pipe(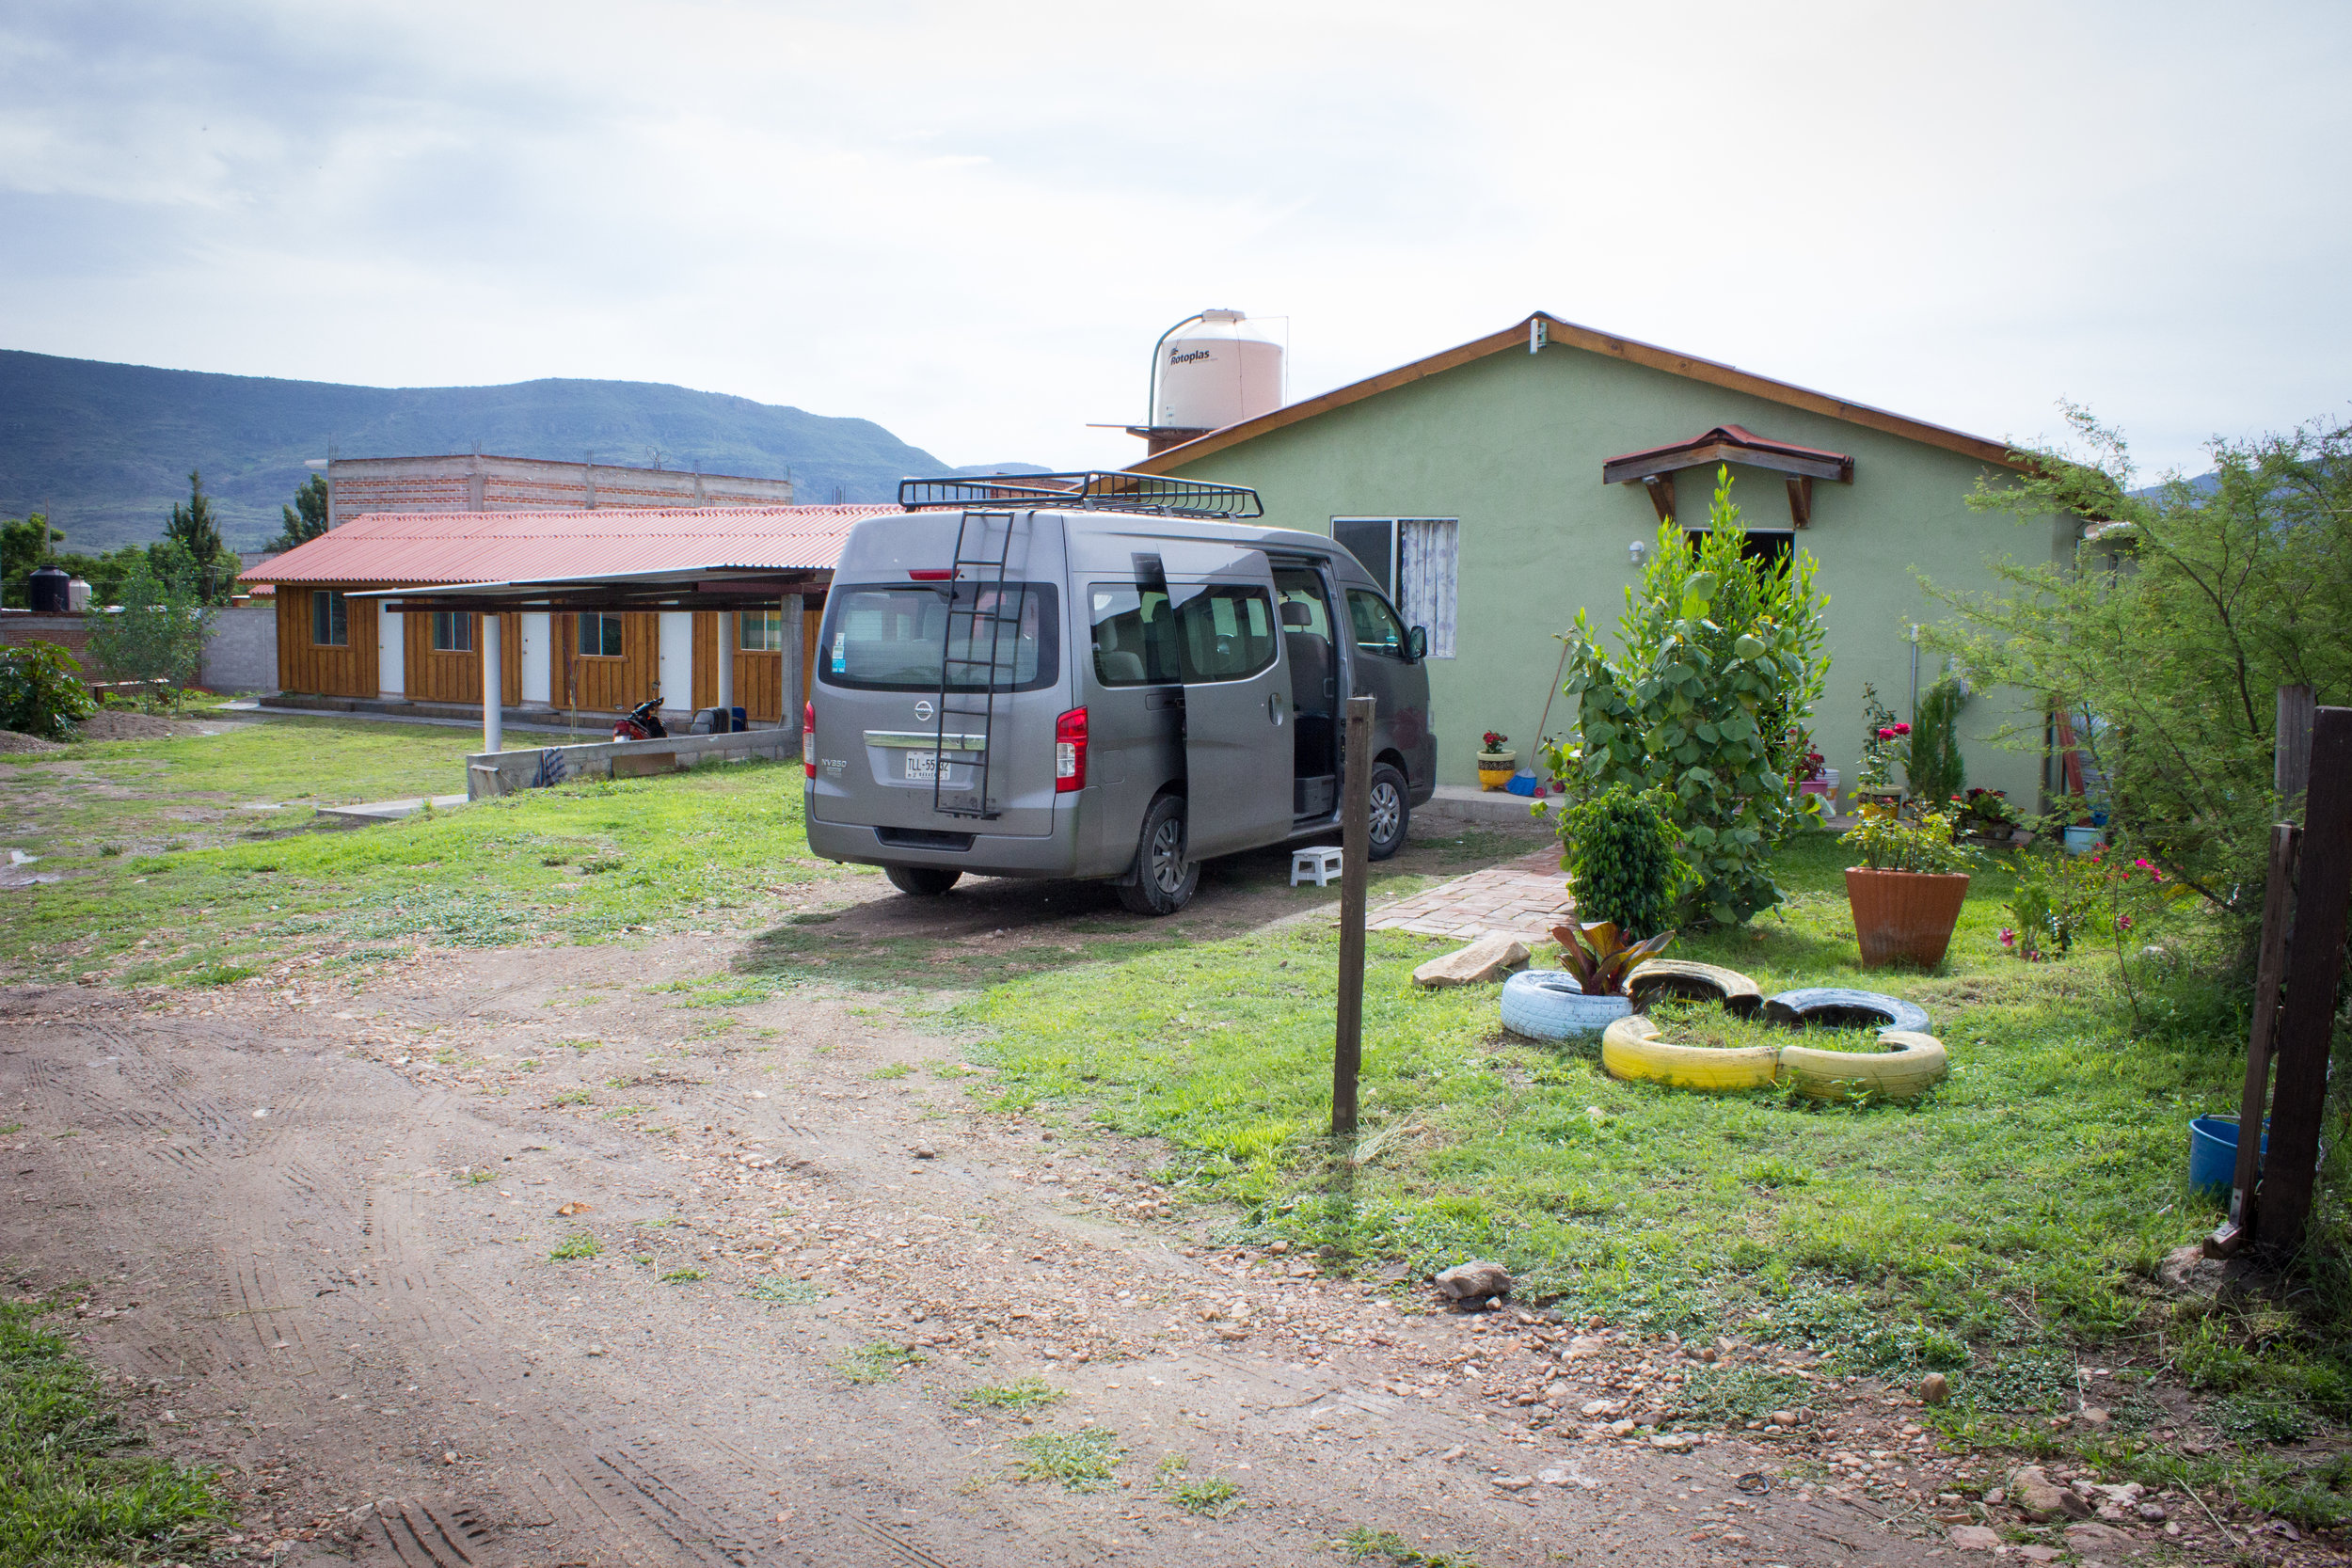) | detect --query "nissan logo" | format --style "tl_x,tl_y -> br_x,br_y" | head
914,700 -> 935,722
